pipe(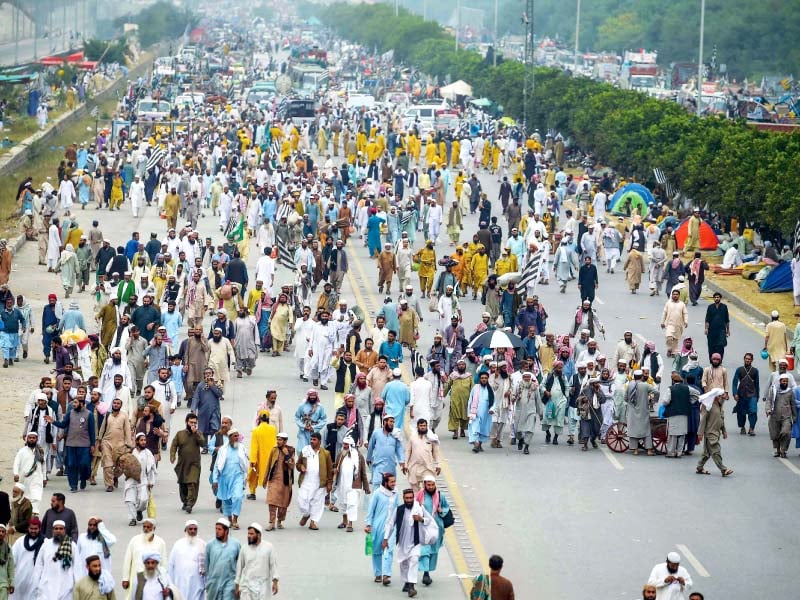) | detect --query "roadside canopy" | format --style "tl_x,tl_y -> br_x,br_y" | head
439,79 -> 472,100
